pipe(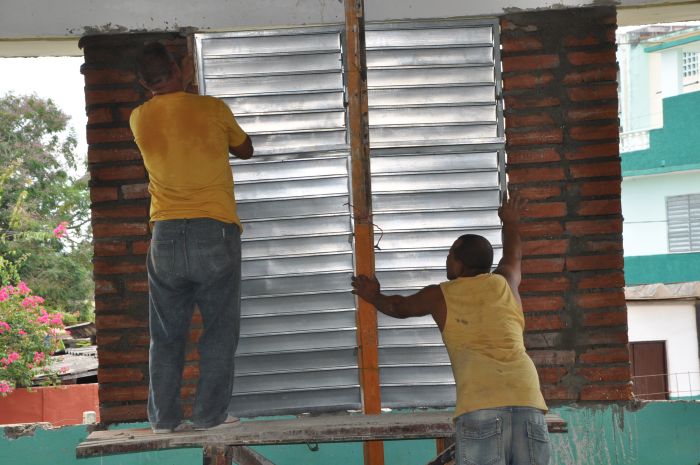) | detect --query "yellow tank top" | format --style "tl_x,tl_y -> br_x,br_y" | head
440,274 -> 547,417
130,92 -> 248,226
